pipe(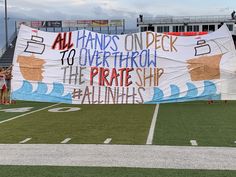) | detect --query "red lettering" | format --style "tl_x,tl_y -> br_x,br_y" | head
125,68 -> 134,86
110,68 -> 119,86
118,68 -> 126,87
103,68 -> 110,86
90,67 -> 98,85
90,67 -> 134,87
52,32 -> 74,50
52,33 -> 62,50
99,68 -> 104,86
